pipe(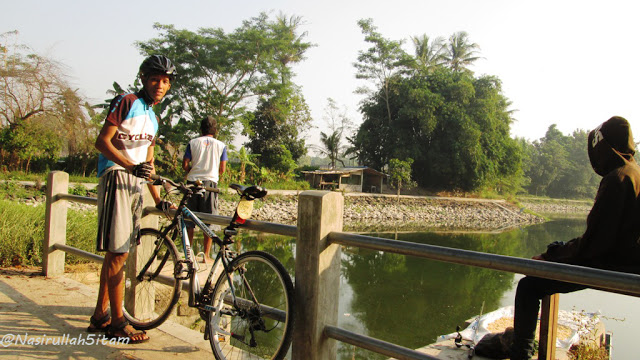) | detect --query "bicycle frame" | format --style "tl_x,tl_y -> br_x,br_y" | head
132,176 -> 294,358
177,206 -> 230,308
155,191 -> 246,312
